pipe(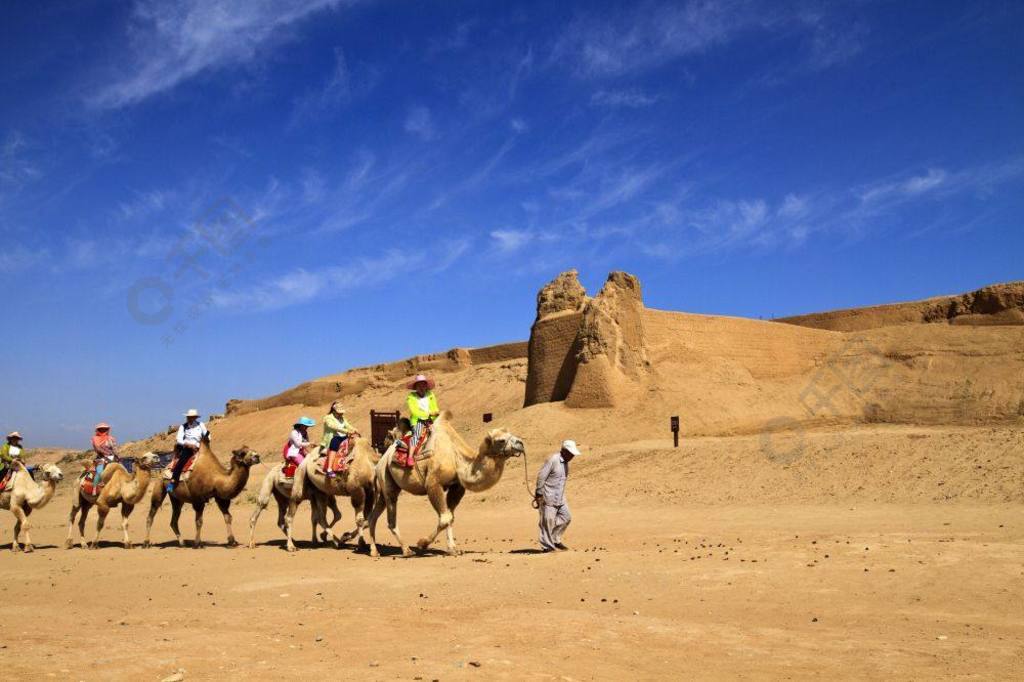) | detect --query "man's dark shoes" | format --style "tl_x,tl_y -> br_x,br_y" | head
555,543 -> 570,551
